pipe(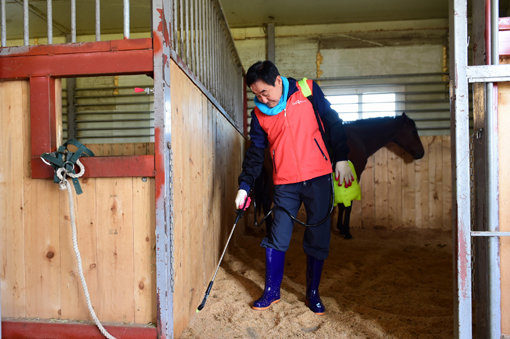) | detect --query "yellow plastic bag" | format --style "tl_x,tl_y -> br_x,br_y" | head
332,160 -> 361,207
